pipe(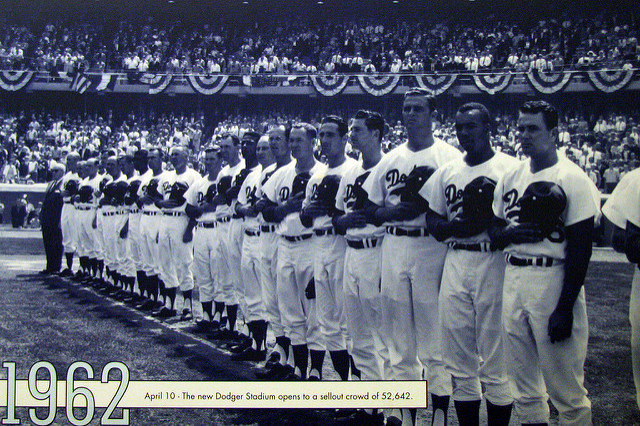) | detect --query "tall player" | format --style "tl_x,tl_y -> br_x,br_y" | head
490,101 -> 598,425
59,152 -> 80,277
300,116 -> 359,381
421,103 -> 516,425
362,88 -> 460,426
261,123 -> 327,380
